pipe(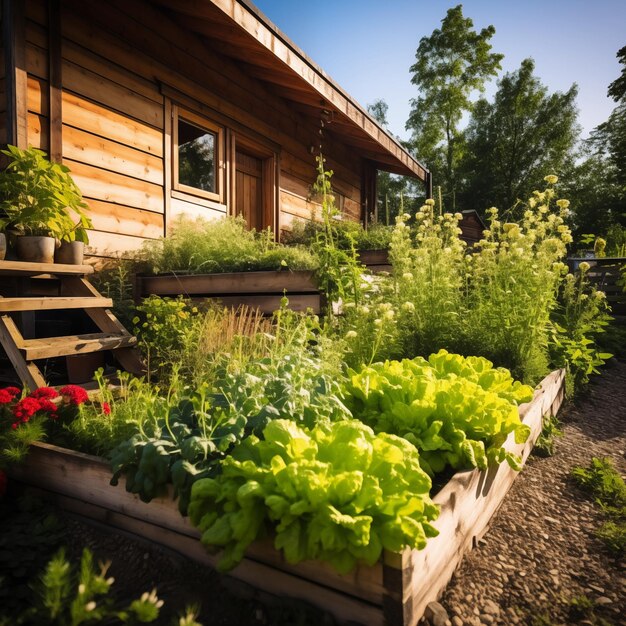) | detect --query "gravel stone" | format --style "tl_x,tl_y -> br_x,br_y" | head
438,361 -> 626,626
